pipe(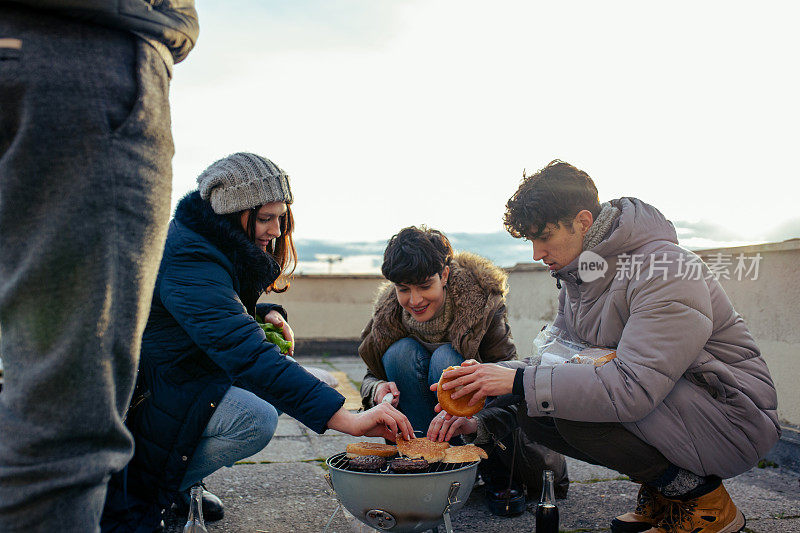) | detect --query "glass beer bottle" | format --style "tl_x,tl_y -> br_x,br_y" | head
183,484 -> 209,533
535,469 -> 559,533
